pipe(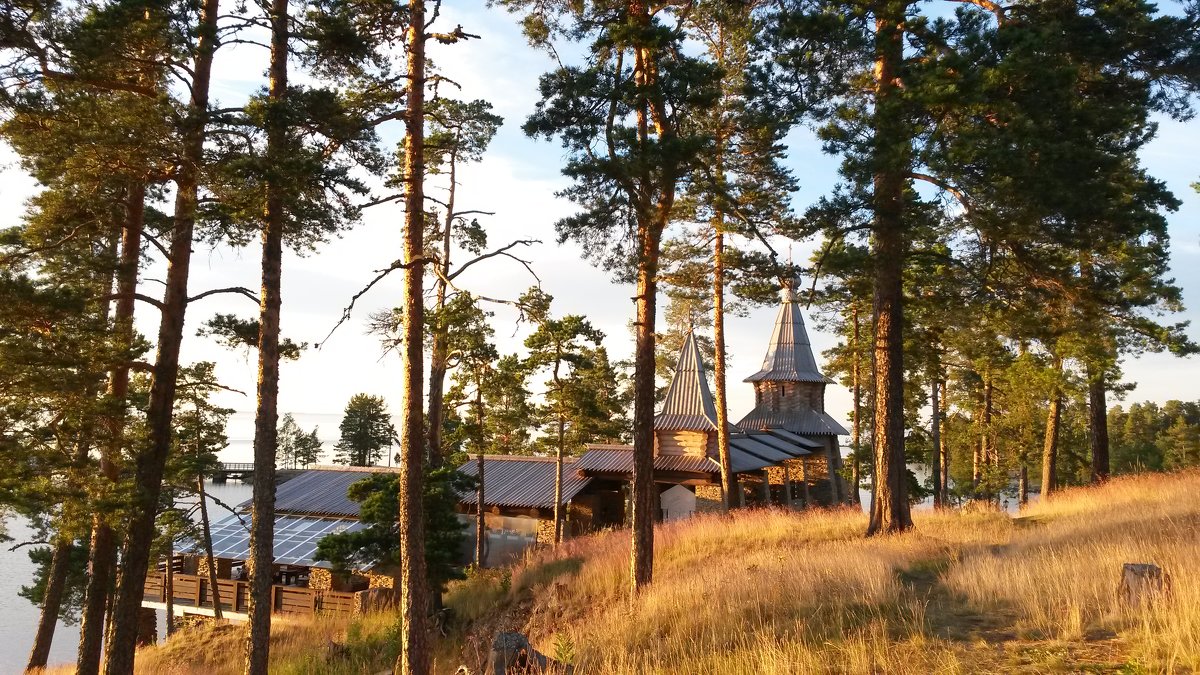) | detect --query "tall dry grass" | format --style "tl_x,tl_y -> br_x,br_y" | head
942,470 -> 1200,670
130,470 -> 1200,674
